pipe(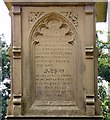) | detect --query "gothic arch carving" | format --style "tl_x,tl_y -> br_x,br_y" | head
29,12 -> 79,106
29,12 -> 78,40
